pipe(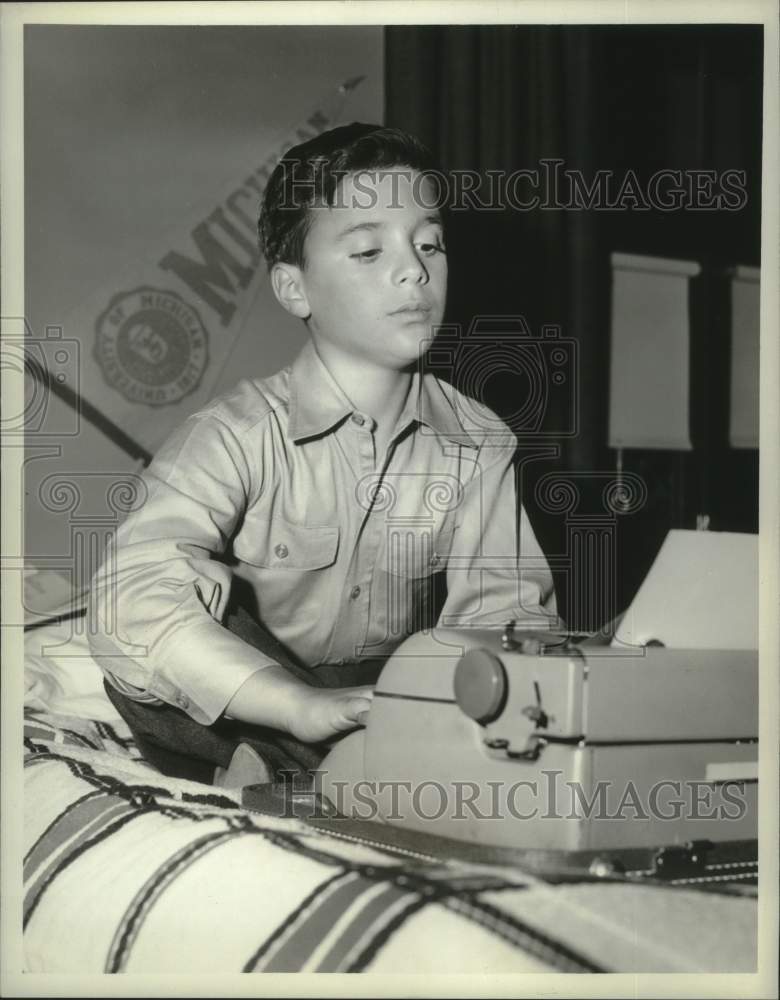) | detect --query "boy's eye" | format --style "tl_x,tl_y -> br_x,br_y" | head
418,240 -> 446,256
347,239 -> 446,262
349,248 -> 382,261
